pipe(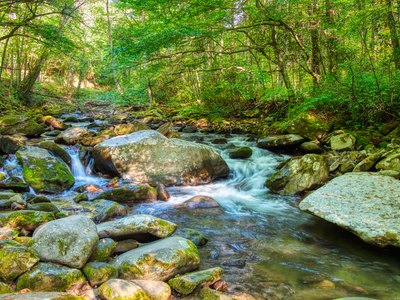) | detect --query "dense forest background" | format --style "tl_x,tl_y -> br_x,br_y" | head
0,0 -> 399,127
